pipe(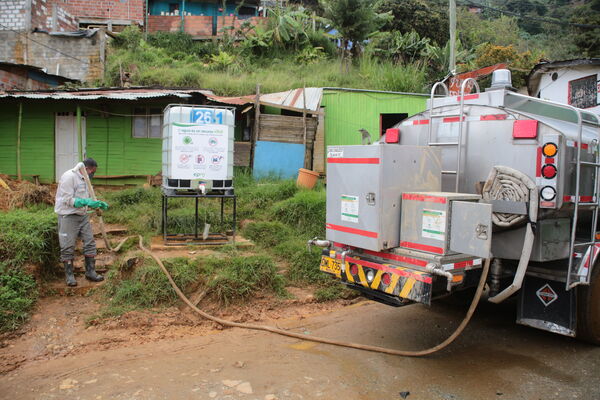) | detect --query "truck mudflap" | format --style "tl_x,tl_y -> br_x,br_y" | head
320,250 -> 433,305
